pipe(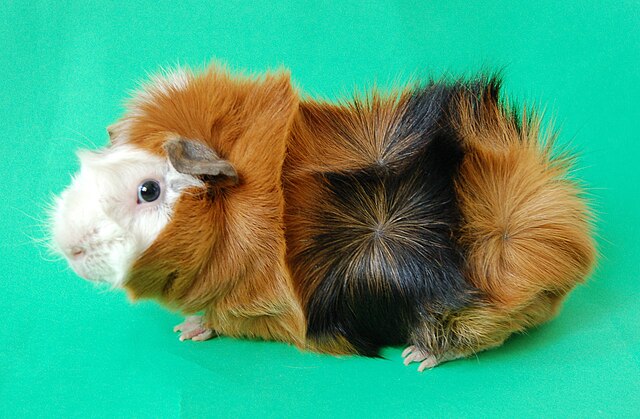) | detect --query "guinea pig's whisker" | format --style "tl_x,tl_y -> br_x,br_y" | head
45,241 -> 63,257
61,126 -> 101,150
24,236 -> 63,262
14,206 -> 63,262
11,206 -> 47,225
41,254 -> 65,264
28,236 -> 50,244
